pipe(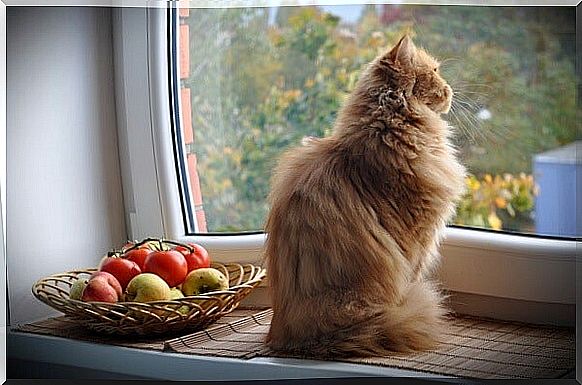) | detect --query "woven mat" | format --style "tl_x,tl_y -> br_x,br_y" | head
163,309 -> 576,379
13,308 -> 267,351
15,308 -> 575,379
